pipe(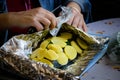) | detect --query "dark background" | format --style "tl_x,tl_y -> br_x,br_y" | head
90,0 -> 120,22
